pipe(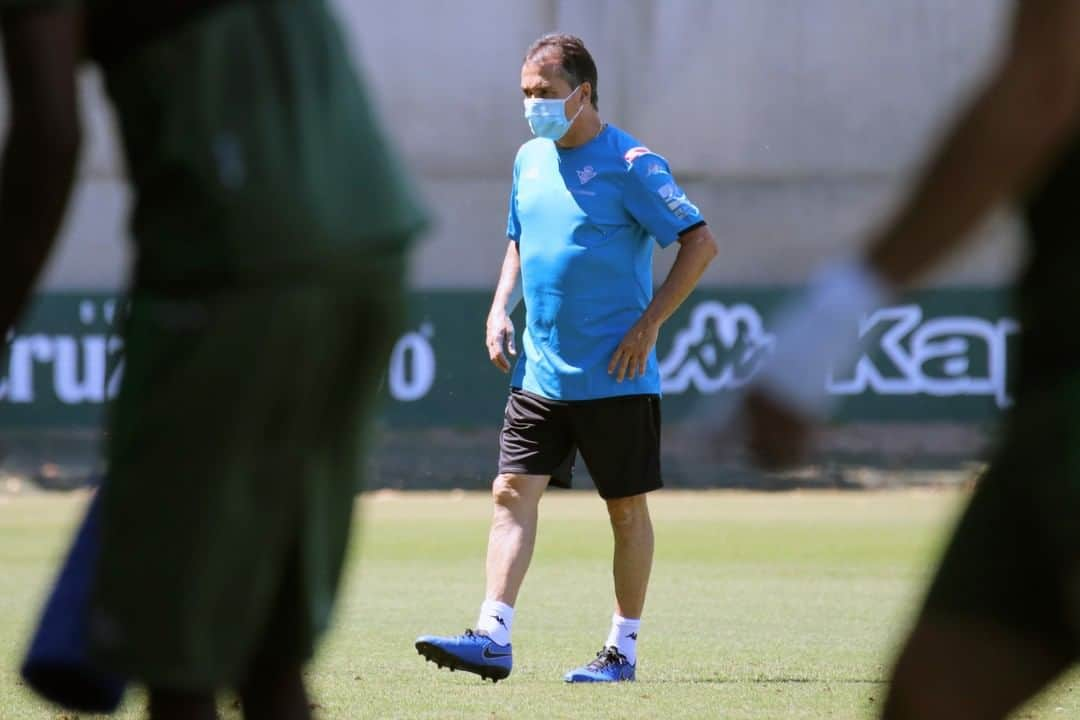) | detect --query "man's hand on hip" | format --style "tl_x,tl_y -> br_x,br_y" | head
486,311 -> 517,373
608,320 -> 660,383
